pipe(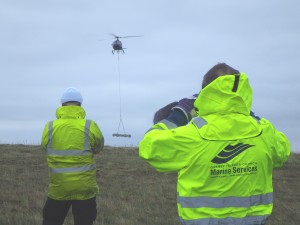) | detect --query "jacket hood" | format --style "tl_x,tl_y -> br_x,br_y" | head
194,73 -> 252,116
56,106 -> 86,119
193,73 -> 260,140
